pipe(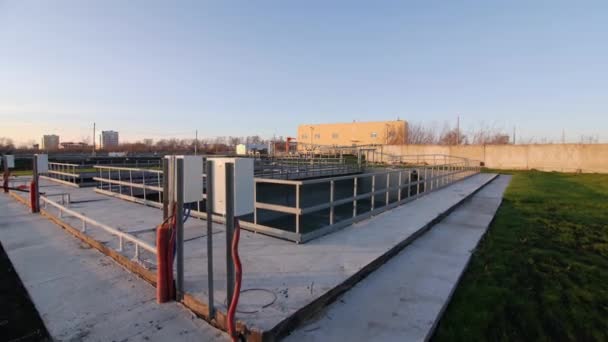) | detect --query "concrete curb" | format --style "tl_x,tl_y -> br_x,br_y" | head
424,175 -> 506,341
